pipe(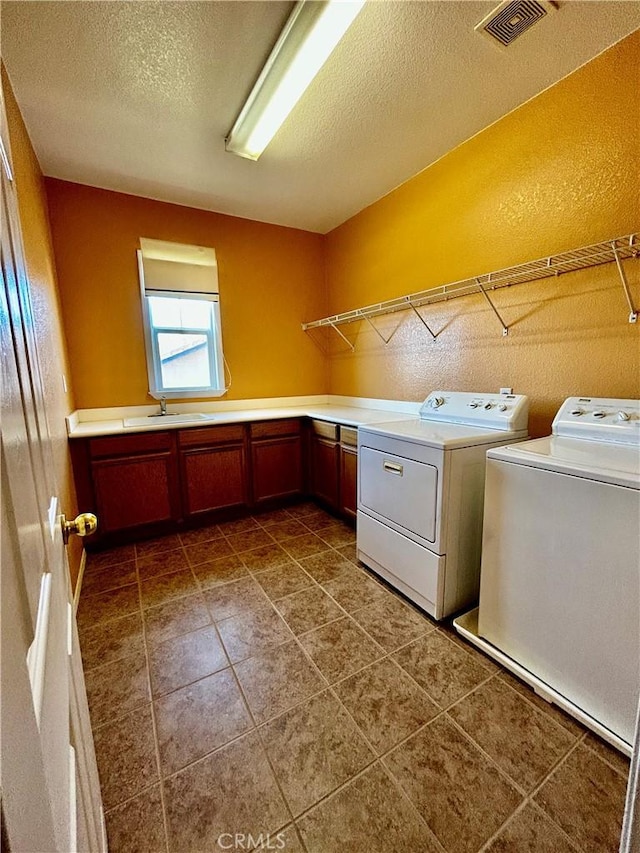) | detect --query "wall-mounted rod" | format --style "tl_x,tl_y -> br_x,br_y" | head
410,304 -> 438,341
476,279 -> 508,336
364,315 -> 394,345
611,241 -> 638,323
